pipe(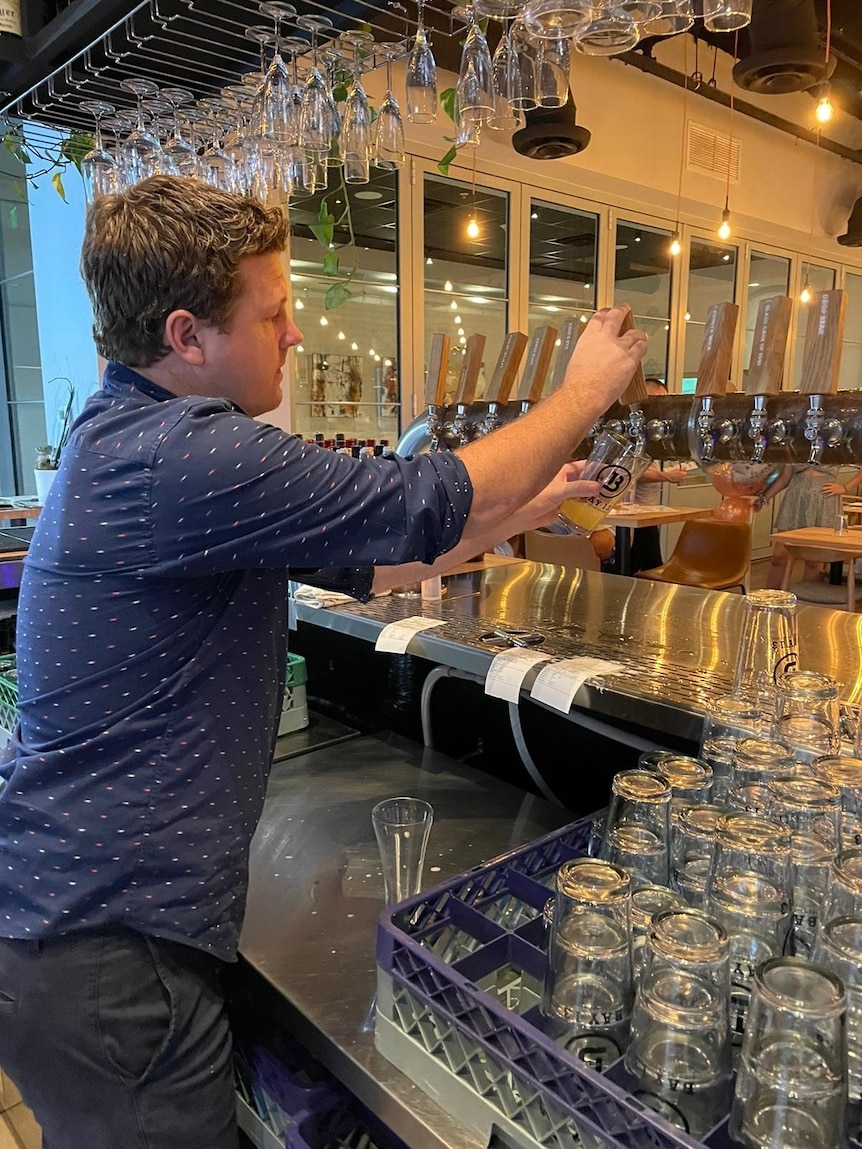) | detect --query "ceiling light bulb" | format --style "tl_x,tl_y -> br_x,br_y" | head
449,301 -> 457,311
351,342 -> 358,351
454,315 -> 462,325
320,316 -> 328,326
338,331 -> 345,340
684,312 -> 692,322
466,217 -> 480,240
717,208 -> 732,242
669,232 -> 682,257
369,348 -> 375,357
722,253 -> 731,262
815,89 -> 834,125
800,282 -> 813,304
555,338 -> 561,347
444,280 -> 453,292
294,299 -> 304,310
458,328 -> 465,336
426,256 -> 433,265
296,344 -> 304,352
579,315 -> 588,324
